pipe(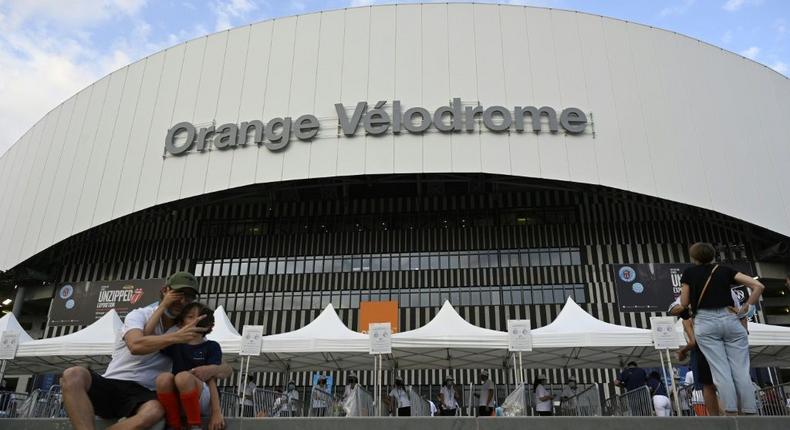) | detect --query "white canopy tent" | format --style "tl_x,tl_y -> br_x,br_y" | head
207,306 -> 241,354
11,310 -> 123,373
0,312 -> 34,344
391,301 -> 510,369
526,297 -> 660,368
253,304 -> 372,372
673,318 -> 790,367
